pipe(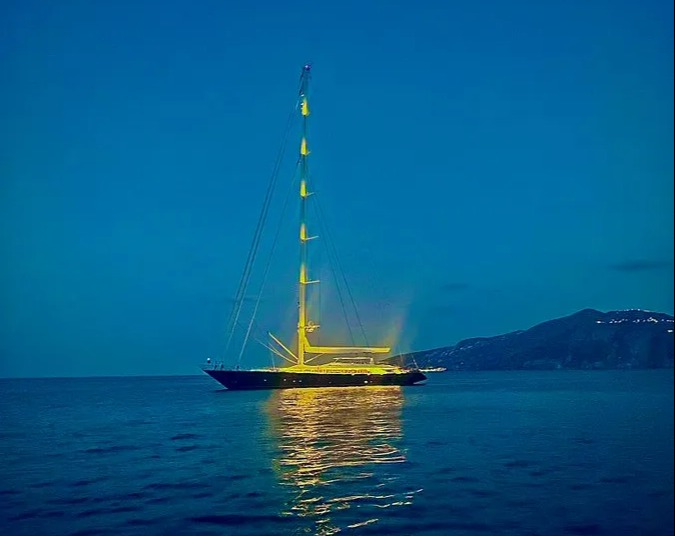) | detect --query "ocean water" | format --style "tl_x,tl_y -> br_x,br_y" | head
0,371 -> 672,536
